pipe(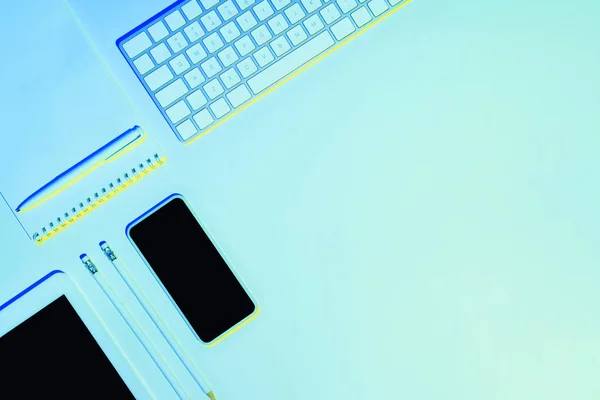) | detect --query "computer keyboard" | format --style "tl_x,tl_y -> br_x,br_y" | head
118,0 -> 408,142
